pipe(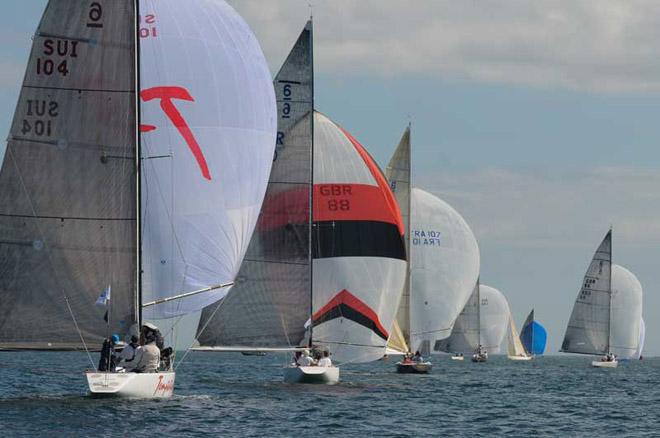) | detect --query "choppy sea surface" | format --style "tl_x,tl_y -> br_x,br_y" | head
0,352 -> 658,437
